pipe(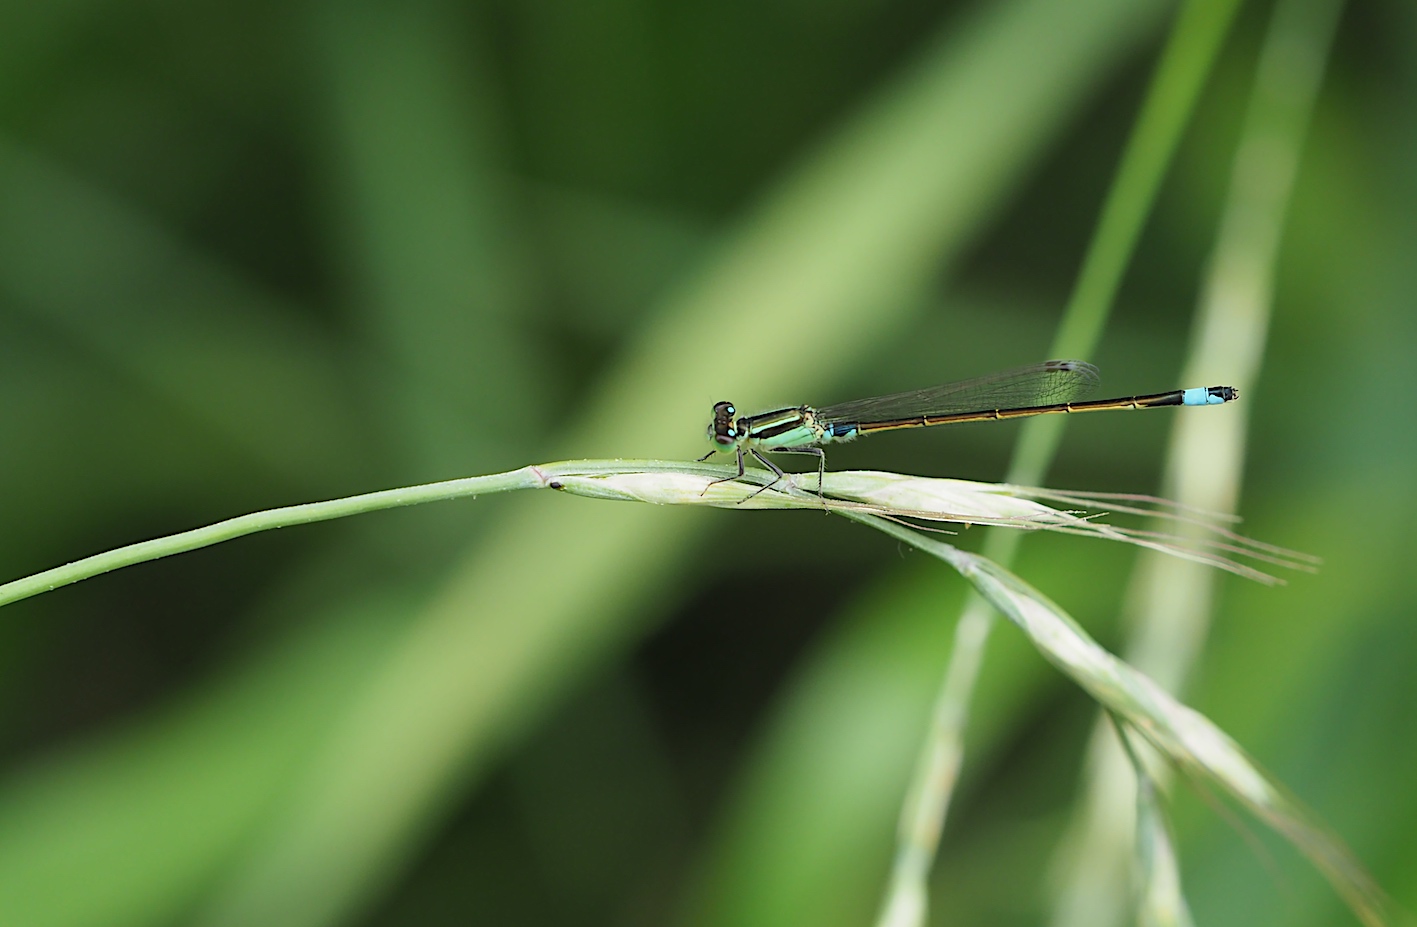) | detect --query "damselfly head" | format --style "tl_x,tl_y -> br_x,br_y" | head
708,401 -> 739,449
